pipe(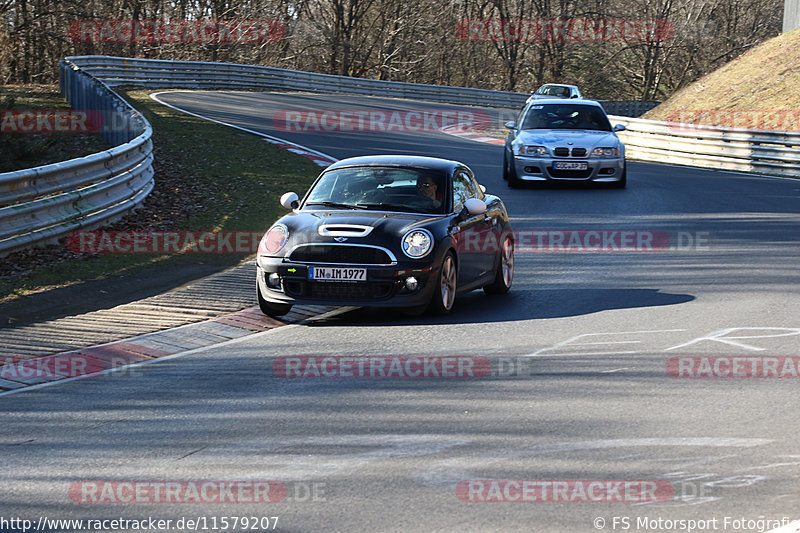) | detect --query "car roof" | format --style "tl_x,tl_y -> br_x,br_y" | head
325,155 -> 463,174
526,99 -> 603,108
539,83 -> 578,89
